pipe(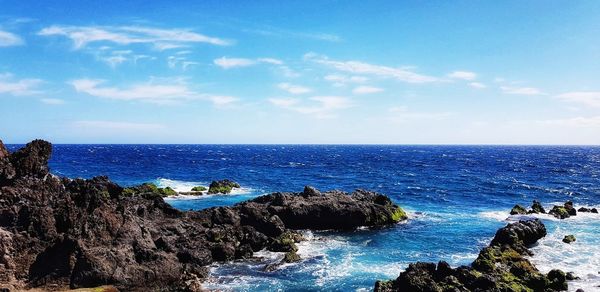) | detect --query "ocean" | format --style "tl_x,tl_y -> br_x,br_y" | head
7,144 -> 600,291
